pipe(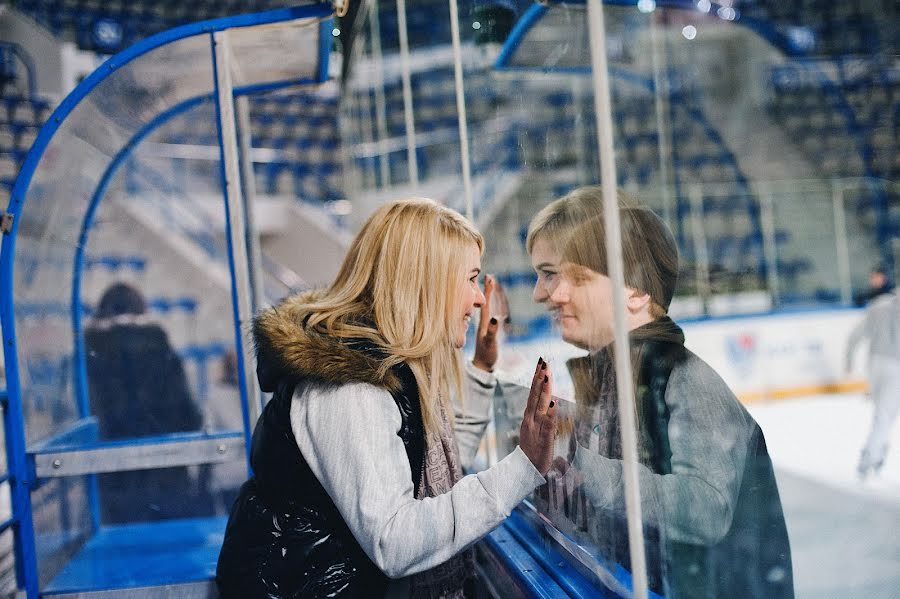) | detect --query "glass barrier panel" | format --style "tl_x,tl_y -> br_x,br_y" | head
227,17 -> 325,90
9,30 -> 244,583
341,1 -> 899,596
